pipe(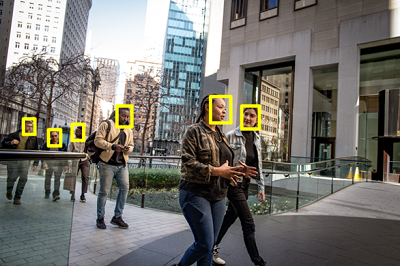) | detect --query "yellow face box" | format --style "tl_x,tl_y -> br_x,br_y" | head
21,117 -> 37,136
240,104 -> 261,131
209,95 -> 233,125
115,104 -> 134,129
70,122 -> 86,142
47,128 -> 63,148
